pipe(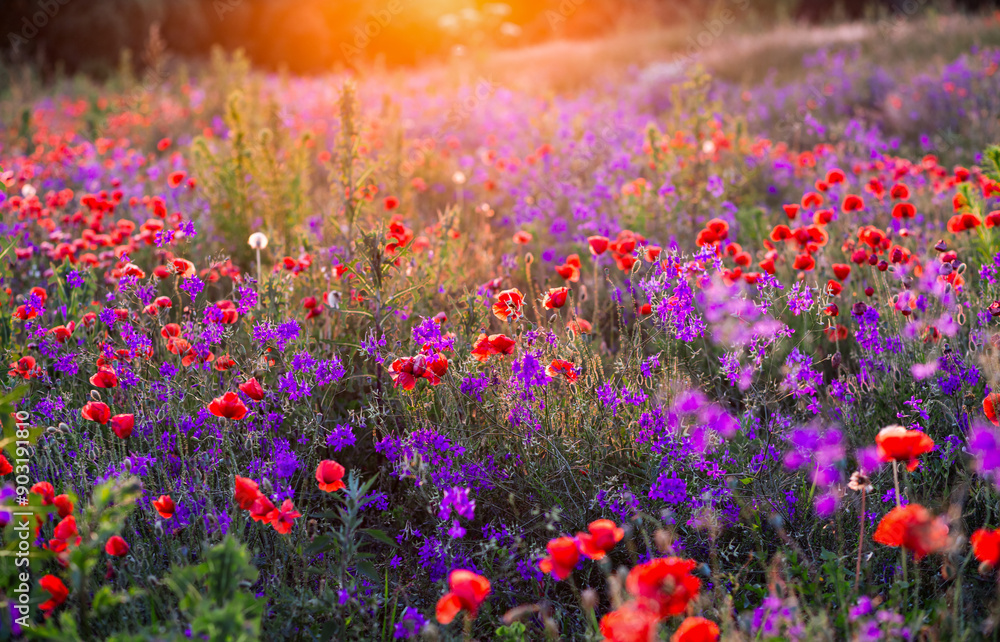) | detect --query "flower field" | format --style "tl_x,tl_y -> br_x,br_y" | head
7,17 -> 1000,642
